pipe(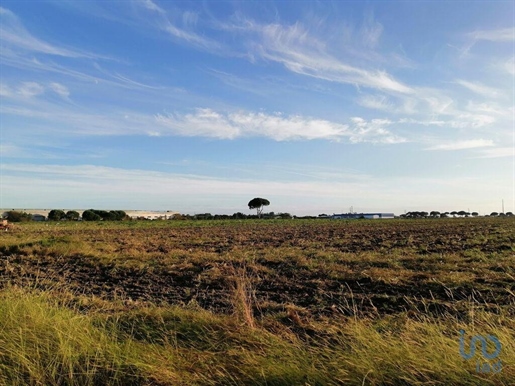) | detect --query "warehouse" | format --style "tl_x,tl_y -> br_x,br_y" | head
331,213 -> 395,219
